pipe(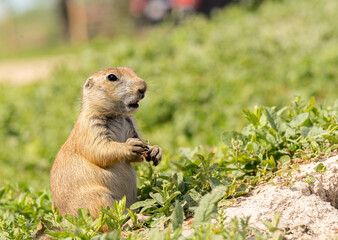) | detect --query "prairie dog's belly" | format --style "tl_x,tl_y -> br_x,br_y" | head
51,155 -> 138,213
103,162 -> 137,207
